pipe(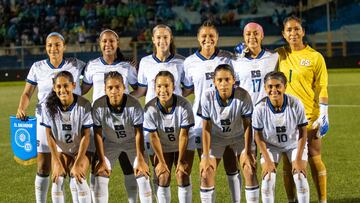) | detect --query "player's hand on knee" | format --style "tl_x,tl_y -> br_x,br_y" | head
71,164 -> 87,184
155,162 -> 170,178
312,104 -> 329,138
52,161 -> 66,183
134,159 -> 150,178
262,161 -> 276,180
292,159 -> 307,178
241,152 -> 256,170
200,156 -> 215,178
95,160 -> 111,177
176,161 -> 189,176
